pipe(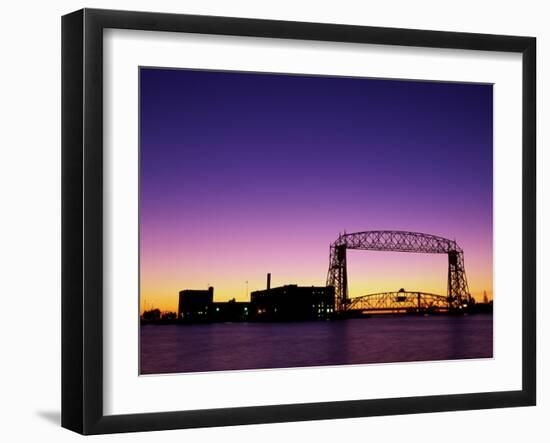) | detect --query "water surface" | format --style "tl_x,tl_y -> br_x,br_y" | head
140,314 -> 492,374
